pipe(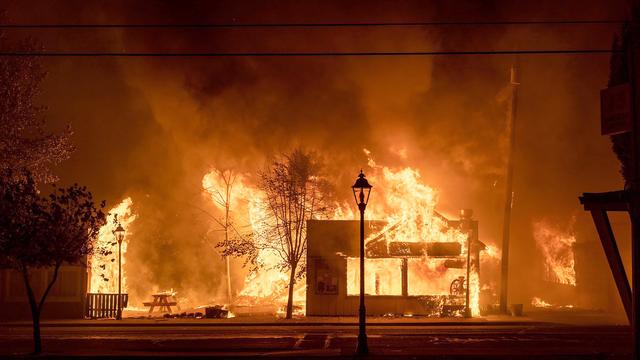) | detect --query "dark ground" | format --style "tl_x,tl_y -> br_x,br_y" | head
0,312 -> 632,359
